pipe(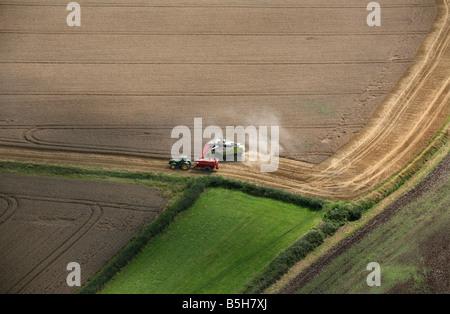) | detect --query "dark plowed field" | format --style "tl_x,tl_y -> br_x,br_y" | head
0,173 -> 166,293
